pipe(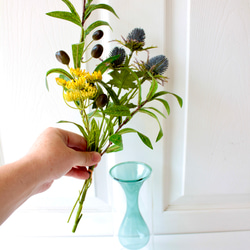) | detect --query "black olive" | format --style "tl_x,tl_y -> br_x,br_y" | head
92,30 -> 104,40
55,50 -> 70,65
91,44 -> 103,58
96,94 -> 108,108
